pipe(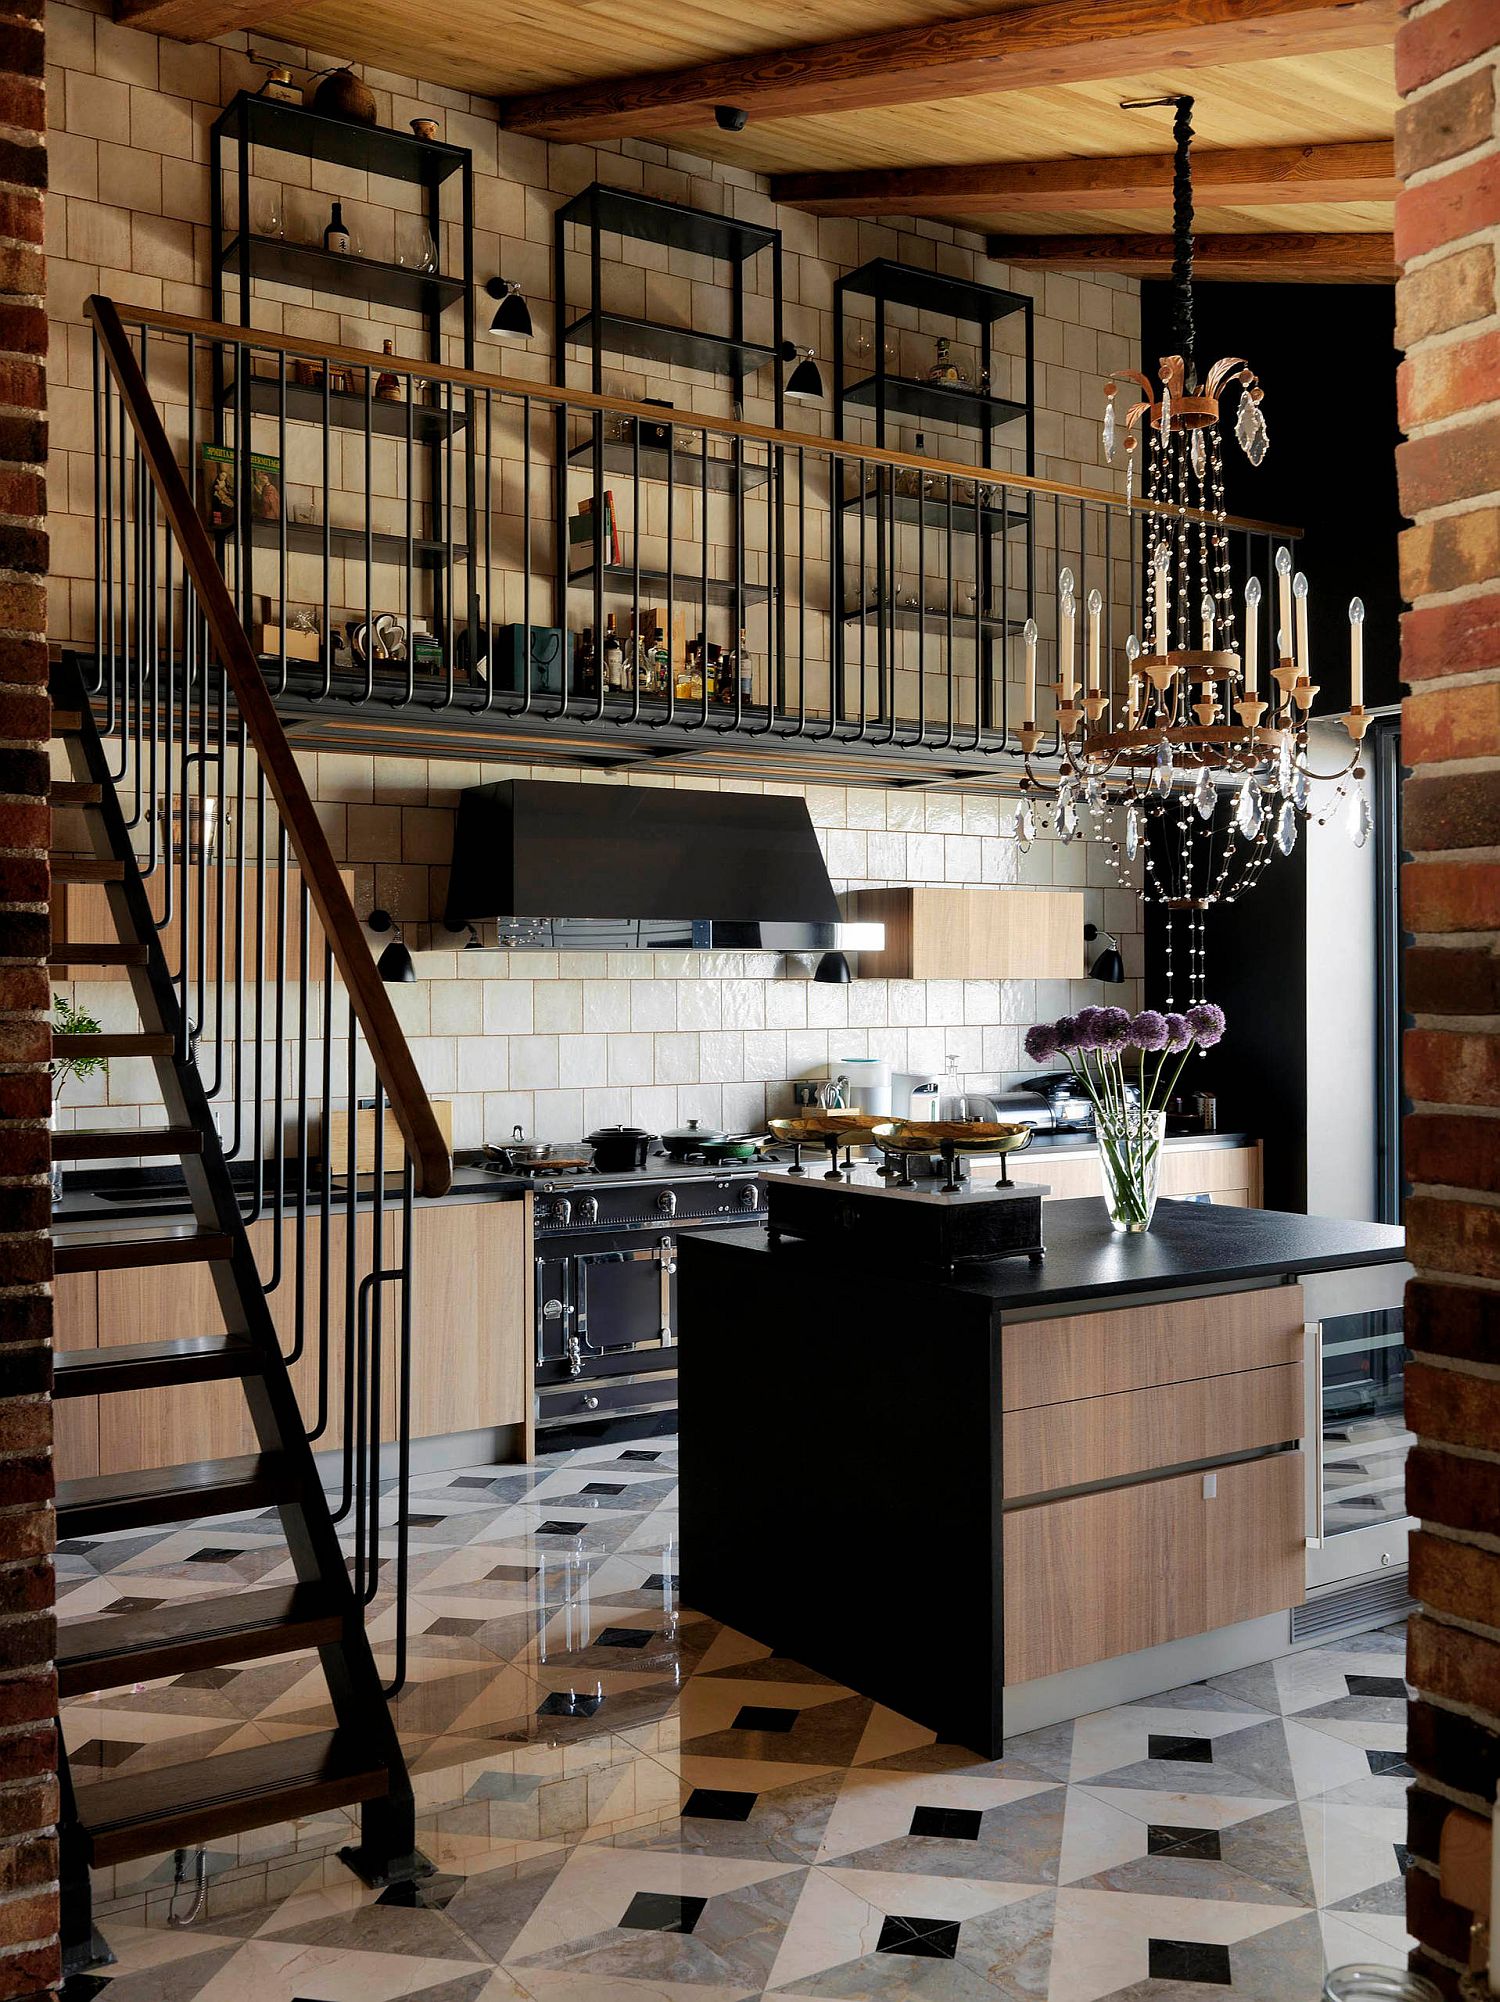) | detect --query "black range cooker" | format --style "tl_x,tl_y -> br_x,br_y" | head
481,1151 -> 763,1442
